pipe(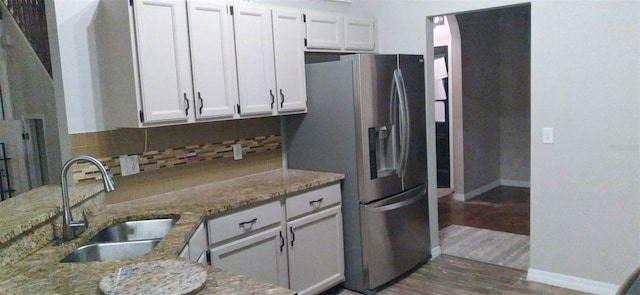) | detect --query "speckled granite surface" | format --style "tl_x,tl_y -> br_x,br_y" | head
0,183 -> 105,266
1,168 -> 343,294
0,183 -> 104,244
99,260 -> 208,294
